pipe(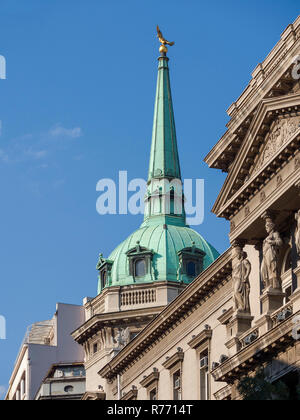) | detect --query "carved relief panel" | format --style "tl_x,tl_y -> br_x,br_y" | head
251,116 -> 300,176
